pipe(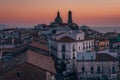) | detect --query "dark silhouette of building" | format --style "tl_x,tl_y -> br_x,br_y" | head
54,11 -> 63,24
68,10 -> 73,25
50,10 -> 79,30
0,50 -> 56,80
